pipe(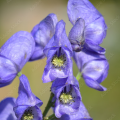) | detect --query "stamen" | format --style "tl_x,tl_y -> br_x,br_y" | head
21,109 -> 33,120
52,55 -> 66,68
60,93 -> 74,104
